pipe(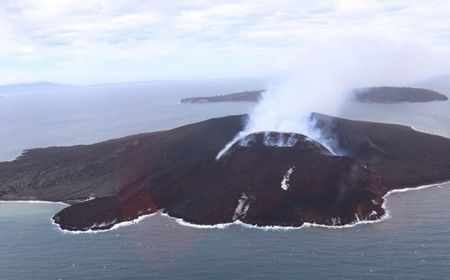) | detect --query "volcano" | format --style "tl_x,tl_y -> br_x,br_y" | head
1,114 -> 450,231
